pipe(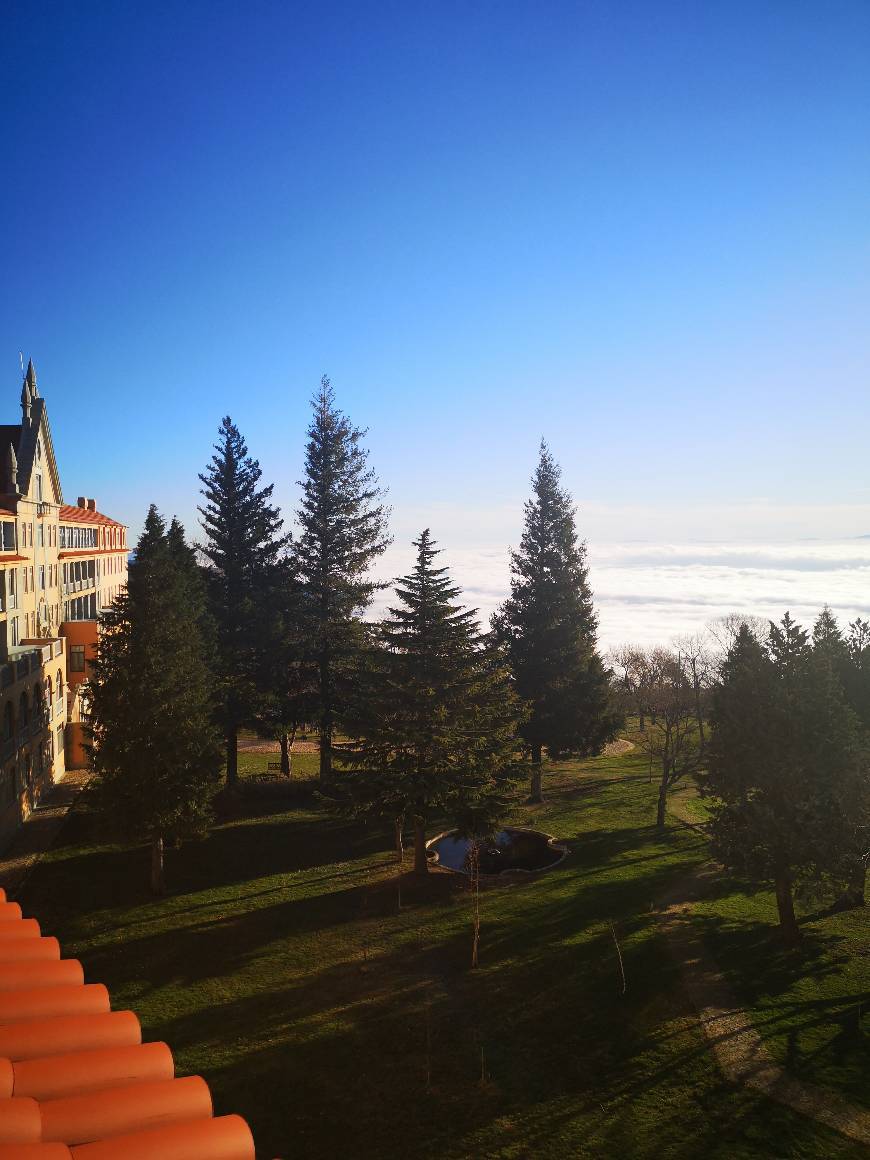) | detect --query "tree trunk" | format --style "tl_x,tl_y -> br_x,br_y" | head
413,816 -> 428,875
225,729 -> 237,787
279,729 -> 294,778
774,871 -> 801,945
656,758 -> 668,828
529,744 -> 543,804
150,834 -> 165,895
839,859 -> 866,909
394,815 -> 405,864
638,711 -> 645,731
319,712 -> 332,783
